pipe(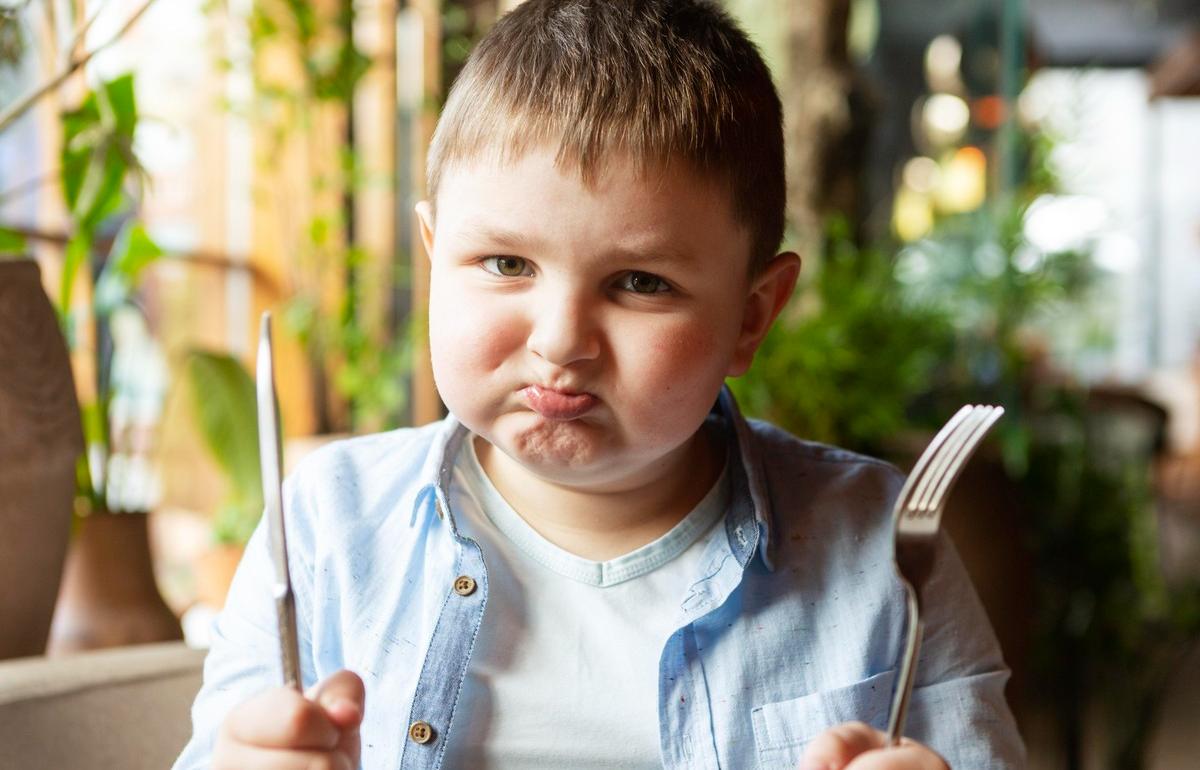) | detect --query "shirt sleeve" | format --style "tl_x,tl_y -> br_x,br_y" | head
171,488 -> 318,770
904,530 -> 1027,768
